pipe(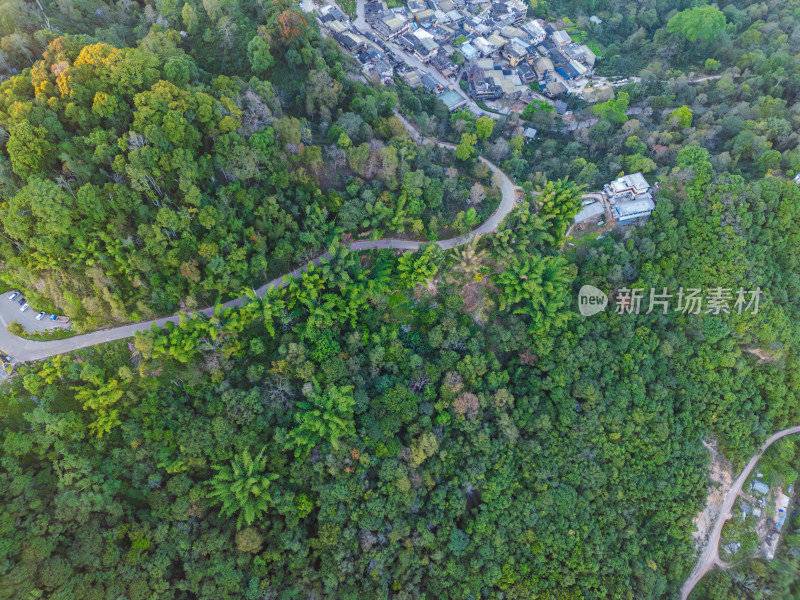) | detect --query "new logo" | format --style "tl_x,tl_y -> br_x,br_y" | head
578,285 -> 608,316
